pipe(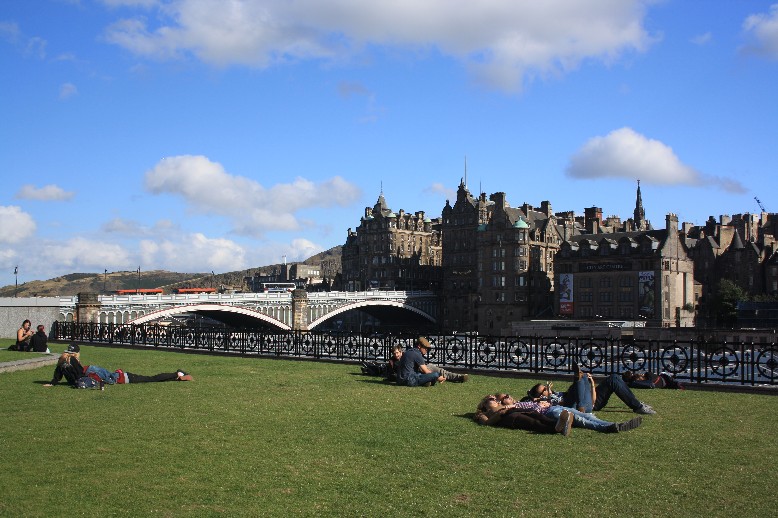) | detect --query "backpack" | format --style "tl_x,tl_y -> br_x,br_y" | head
75,376 -> 104,390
